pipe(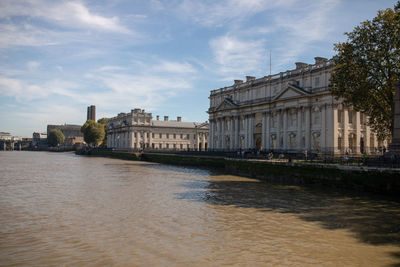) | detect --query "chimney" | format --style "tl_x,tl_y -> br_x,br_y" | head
314,57 -> 328,64
246,76 -> 255,82
156,115 -> 159,120
234,79 -> 243,85
164,116 -> 168,121
177,116 -> 181,122
295,62 -> 308,69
